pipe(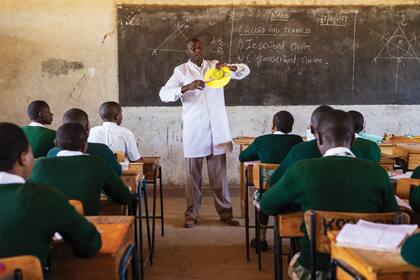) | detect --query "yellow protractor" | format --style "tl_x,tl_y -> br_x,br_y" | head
204,66 -> 232,88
